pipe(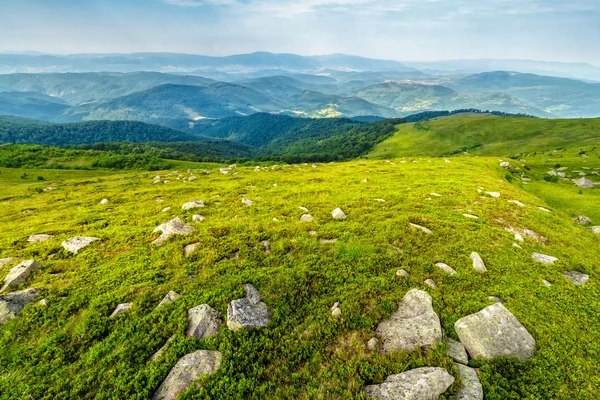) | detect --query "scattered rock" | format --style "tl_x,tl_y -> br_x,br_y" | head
446,337 -> 468,365
435,262 -> 456,276
470,252 -> 487,272
219,168 -> 230,175
0,288 -> 40,324
298,206 -> 309,212
152,218 -> 195,246
396,269 -> 410,278
100,199 -> 109,205
455,302 -> 536,361
300,214 -> 314,223
227,284 -> 272,331
376,289 -> 442,353
182,200 -> 204,210
409,223 -> 432,235
242,198 -> 253,206
157,291 -> 180,308
500,162 -> 510,169
1,260 -> 42,291
27,234 -> 53,243
363,367 -> 454,400
331,208 -> 347,220
573,177 -> 594,188
192,215 -> 205,223
151,350 -> 222,400
187,304 -> 223,339
463,214 -> 479,219
424,279 -> 438,289
562,271 -> 589,286
508,200 -> 526,207
330,302 -> 342,318
542,279 -> 552,287
486,191 -> 501,198
574,216 -> 592,225
110,303 -> 132,317
532,252 -> 558,264
366,337 -> 379,351
455,364 -> 484,400
184,242 -> 200,257
62,236 -> 100,253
